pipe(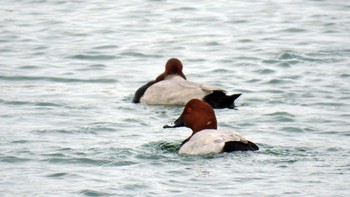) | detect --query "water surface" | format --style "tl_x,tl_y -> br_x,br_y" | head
1,0 -> 349,196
